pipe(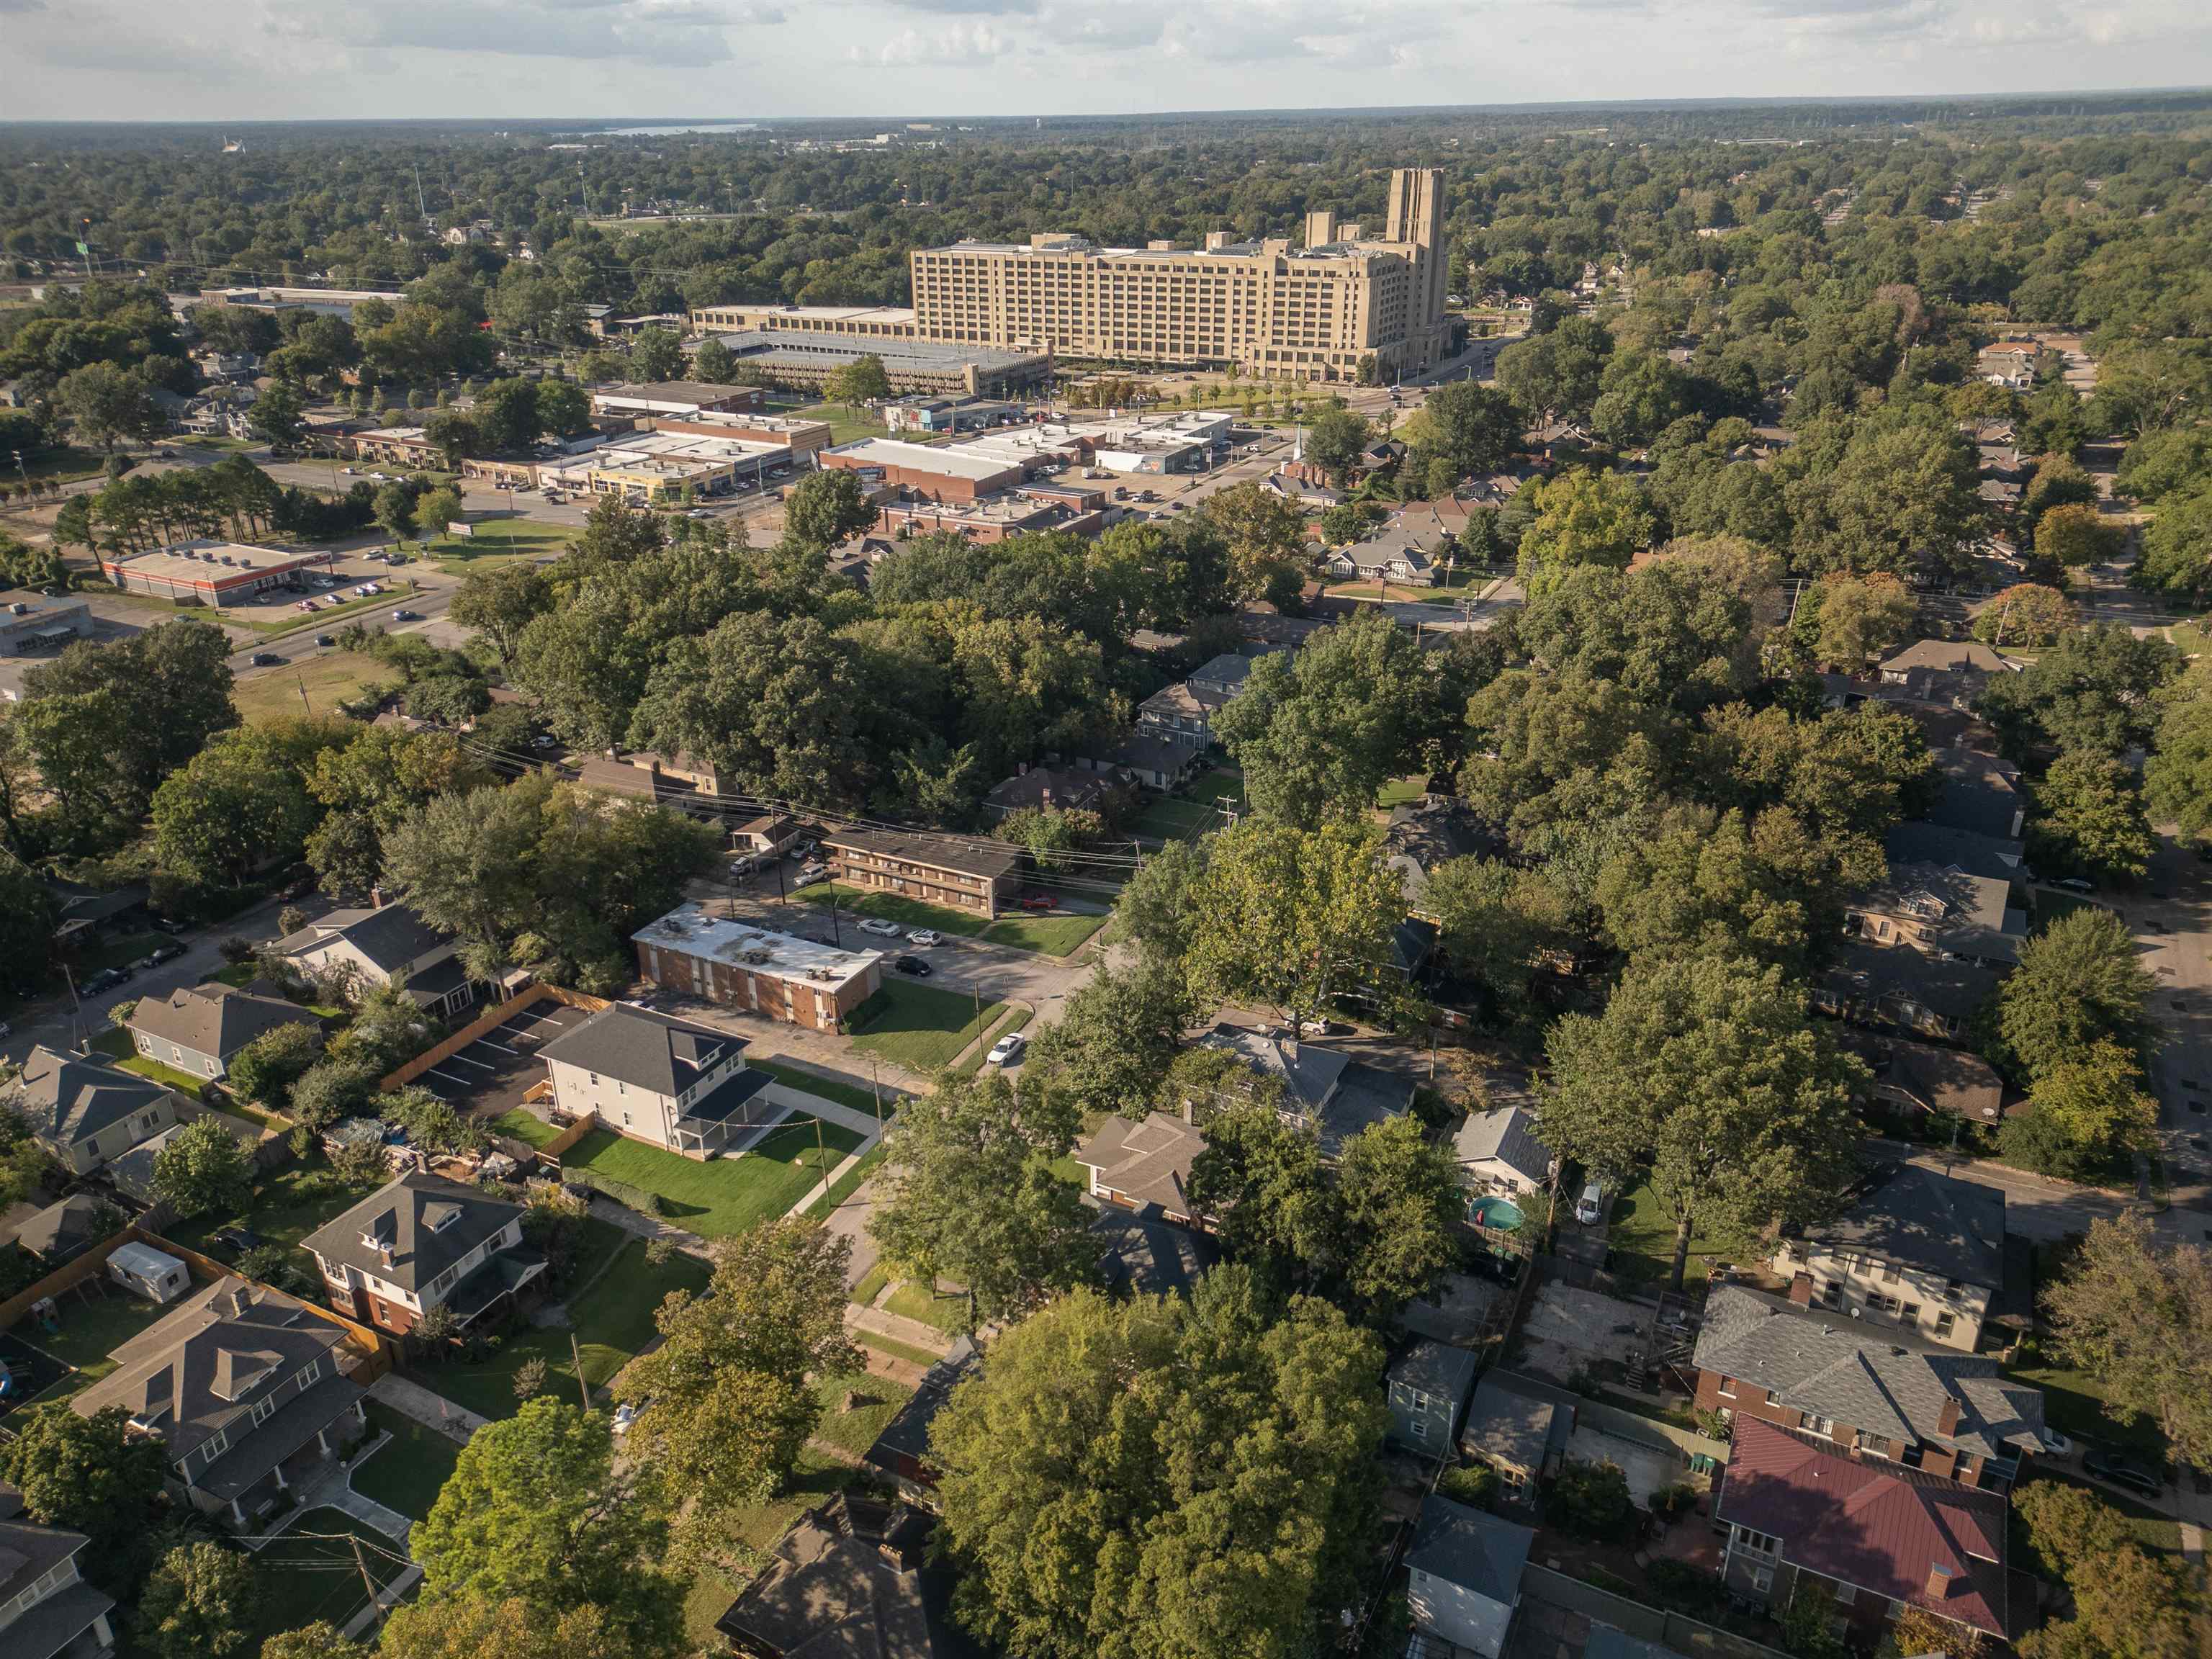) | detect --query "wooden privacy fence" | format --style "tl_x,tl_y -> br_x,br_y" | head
379,981 -> 609,1092
1520,1565 -> 1795,1659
